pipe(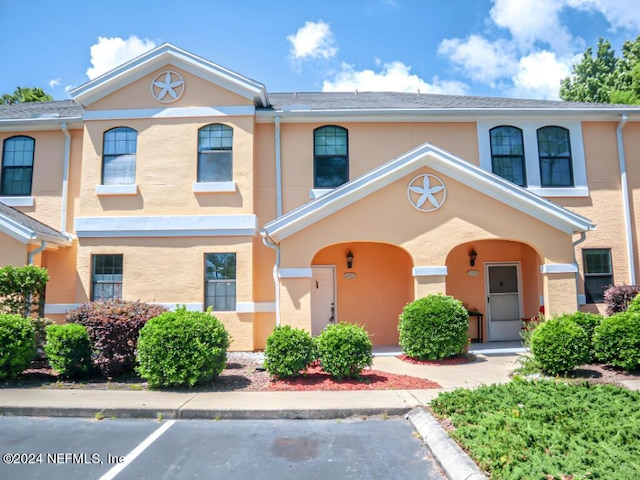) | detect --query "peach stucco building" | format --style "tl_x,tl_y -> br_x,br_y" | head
1,44 -> 640,350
